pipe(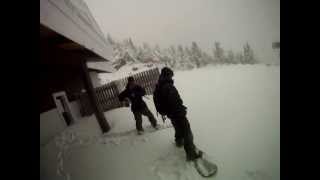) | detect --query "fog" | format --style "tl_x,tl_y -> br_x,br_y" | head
85,0 -> 280,64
